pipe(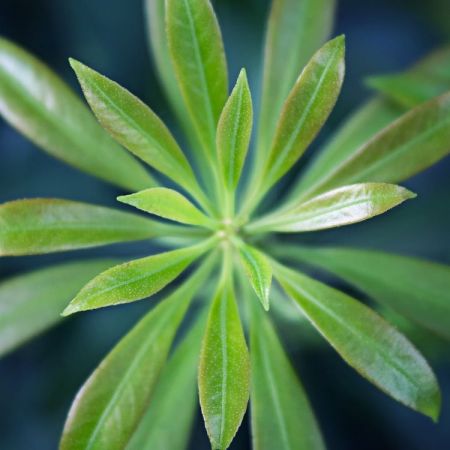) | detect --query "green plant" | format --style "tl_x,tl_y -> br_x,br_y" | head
1,0 -> 450,448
